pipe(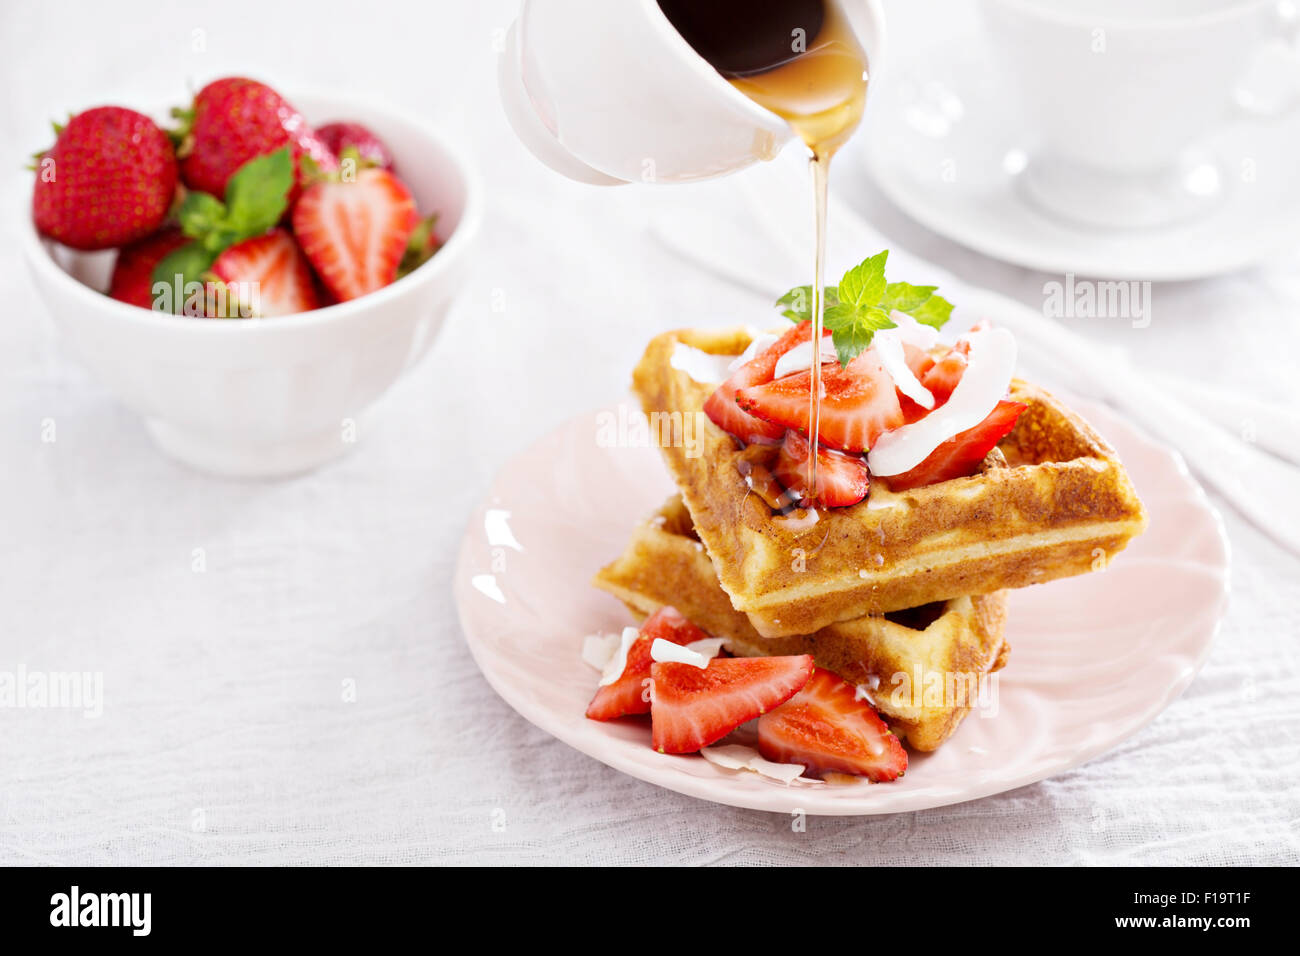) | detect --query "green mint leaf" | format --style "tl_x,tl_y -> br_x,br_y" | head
223,147 -> 292,235
822,302 -> 895,366
836,250 -> 888,310
819,302 -> 858,332
908,293 -> 954,329
774,250 -> 955,363
881,282 -> 937,313
775,285 -> 839,323
149,242 -> 217,314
